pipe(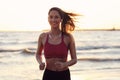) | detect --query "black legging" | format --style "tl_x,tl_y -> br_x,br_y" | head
42,69 -> 71,80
